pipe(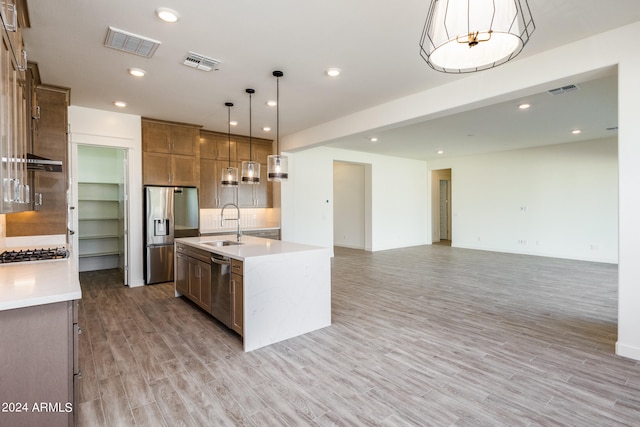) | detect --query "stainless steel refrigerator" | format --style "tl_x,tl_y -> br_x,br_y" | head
144,186 -> 199,284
